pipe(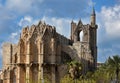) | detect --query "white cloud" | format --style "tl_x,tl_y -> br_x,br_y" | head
8,31 -> 21,43
18,16 -> 72,39
42,16 -> 71,37
97,5 -> 120,62
98,5 -> 120,39
88,0 -> 96,7
18,16 -> 32,27
18,16 -> 90,38
18,16 -> 39,27
18,16 -> 74,38
11,32 -> 18,39
5,0 -> 43,13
